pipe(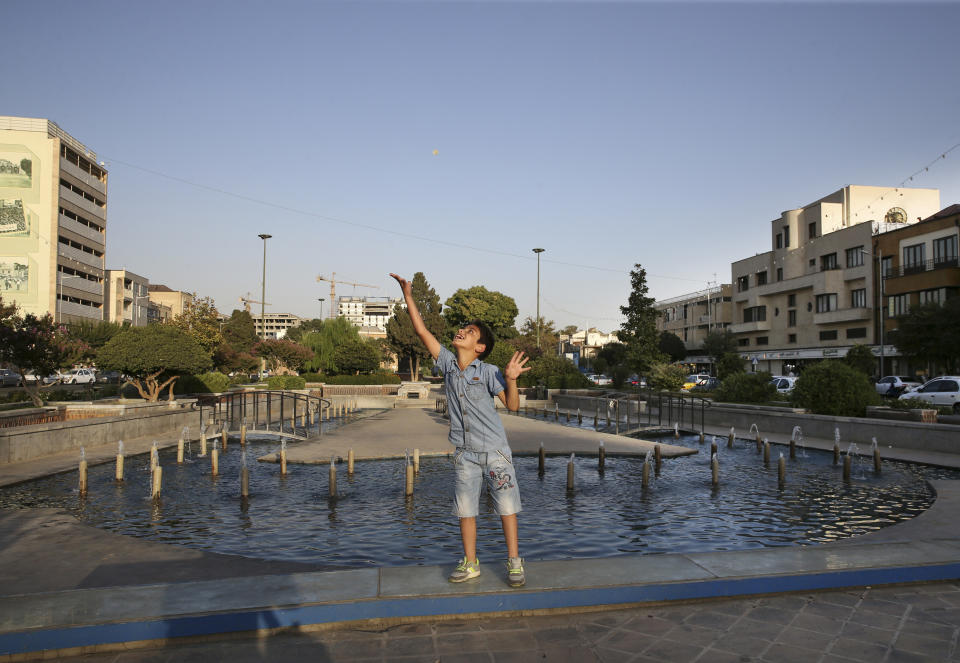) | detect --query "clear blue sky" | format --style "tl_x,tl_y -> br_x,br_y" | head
8,1 -> 959,331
